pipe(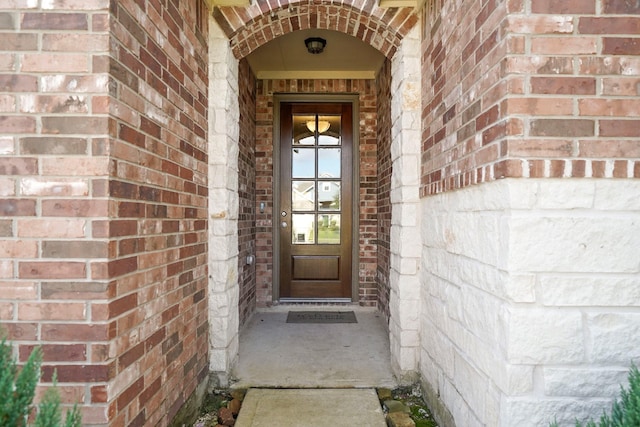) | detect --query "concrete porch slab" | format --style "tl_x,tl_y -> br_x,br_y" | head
231,306 -> 396,389
235,388 -> 387,427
